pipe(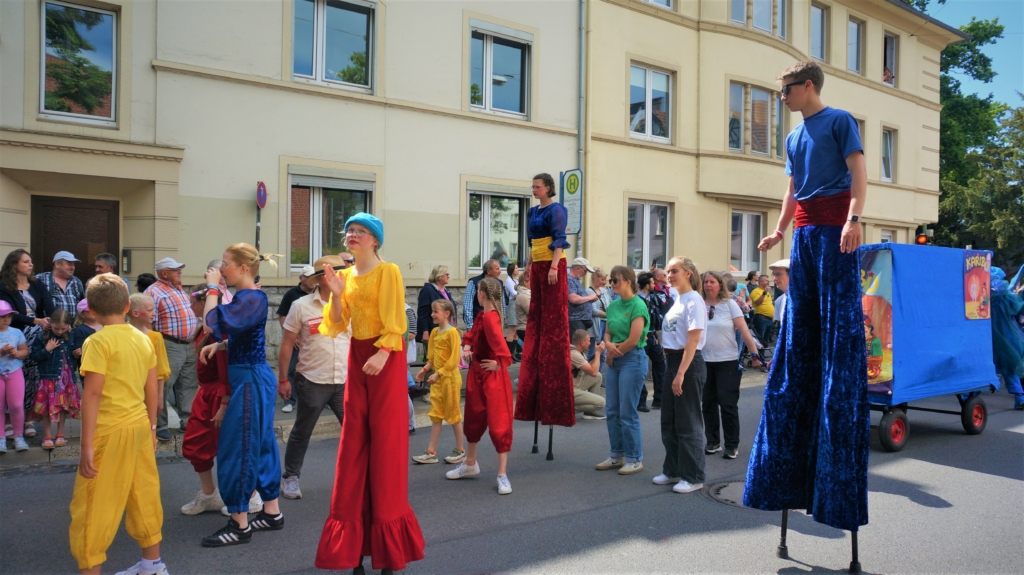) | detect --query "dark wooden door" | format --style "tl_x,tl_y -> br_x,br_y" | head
31,196 -> 120,284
